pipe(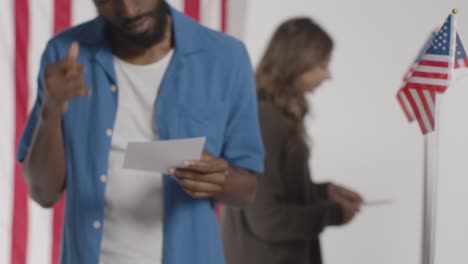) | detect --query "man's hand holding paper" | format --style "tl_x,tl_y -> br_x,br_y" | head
167,151 -> 228,199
